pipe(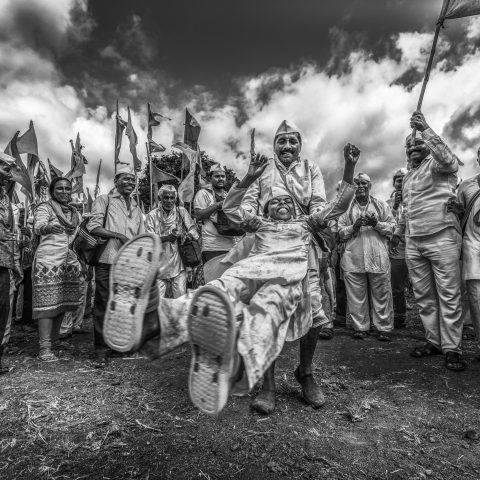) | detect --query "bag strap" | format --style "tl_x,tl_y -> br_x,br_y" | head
461,175 -> 480,233
276,165 -> 309,215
